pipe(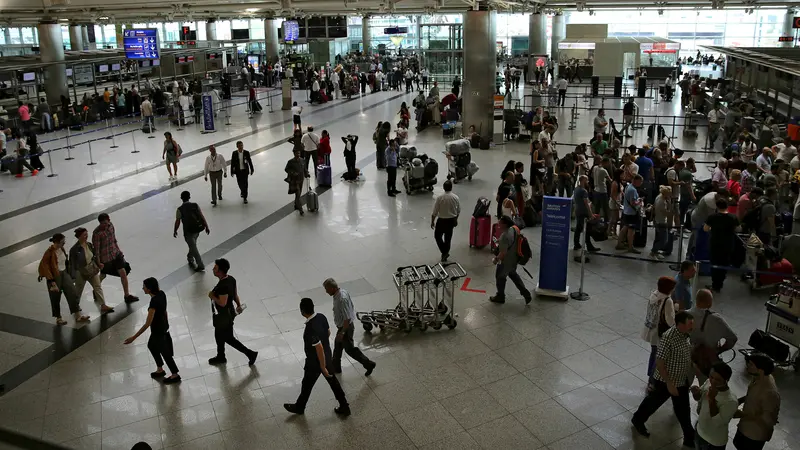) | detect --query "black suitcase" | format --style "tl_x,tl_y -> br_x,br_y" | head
479,136 -> 491,150
633,219 -> 648,248
661,231 -> 675,256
